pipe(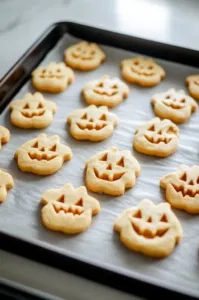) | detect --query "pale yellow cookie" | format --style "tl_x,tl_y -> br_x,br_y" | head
133,117 -> 179,157
41,183 -> 100,234
15,133 -> 72,176
10,92 -> 57,129
0,170 -> 14,203
64,41 -> 106,71
151,88 -> 197,123
186,75 -> 199,100
82,75 -> 129,108
32,62 -> 74,93
160,165 -> 199,214
114,199 -> 182,258
0,126 -> 10,151
121,56 -> 165,87
85,146 -> 140,196
67,105 -> 118,142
